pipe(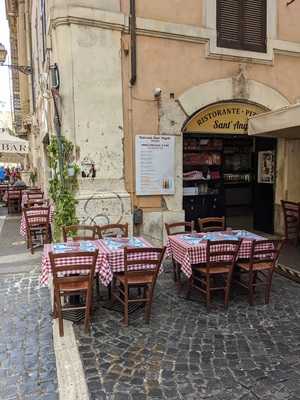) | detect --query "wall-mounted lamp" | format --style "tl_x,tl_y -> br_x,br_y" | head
0,43 -> 32,75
